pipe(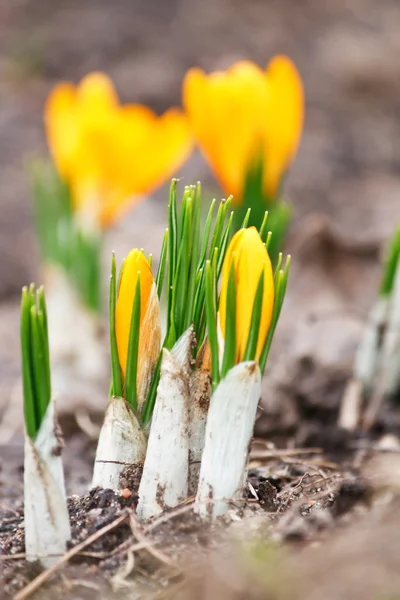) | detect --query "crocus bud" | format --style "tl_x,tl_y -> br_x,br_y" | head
115,249 -> 161,412
219,227 -> 274,363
